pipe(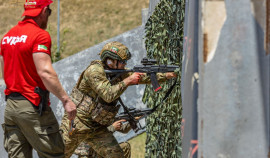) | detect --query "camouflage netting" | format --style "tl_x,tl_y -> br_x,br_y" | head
143,0 -> 185,157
